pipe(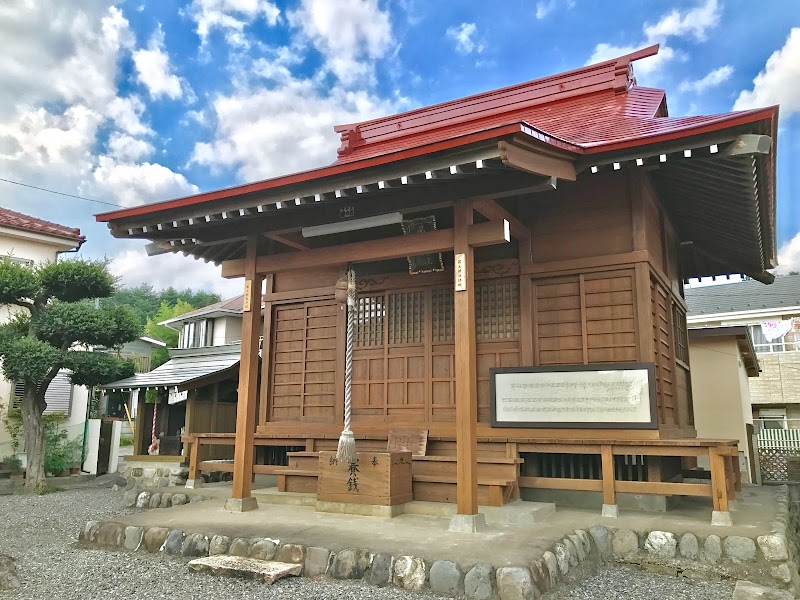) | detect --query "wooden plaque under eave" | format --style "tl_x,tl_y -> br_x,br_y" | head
317,451 -> 412,506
